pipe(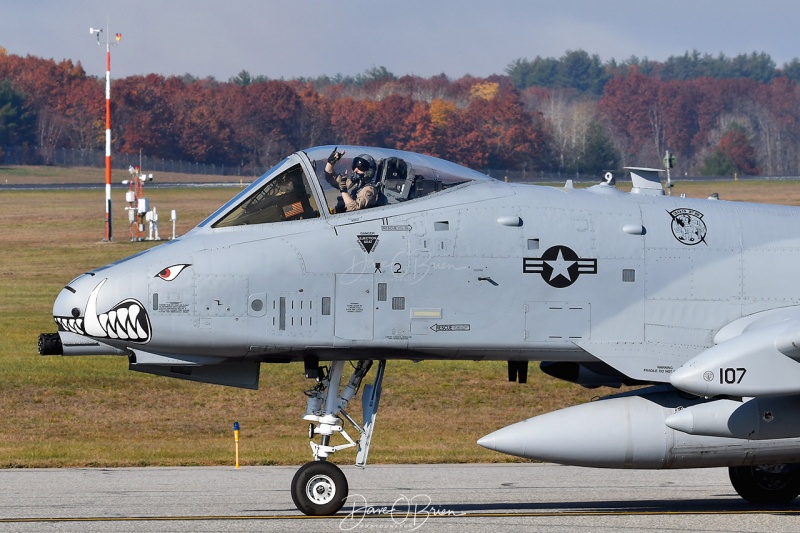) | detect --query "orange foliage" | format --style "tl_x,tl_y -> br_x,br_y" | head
469,82 -> 499,101
429,99 -> 456,128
